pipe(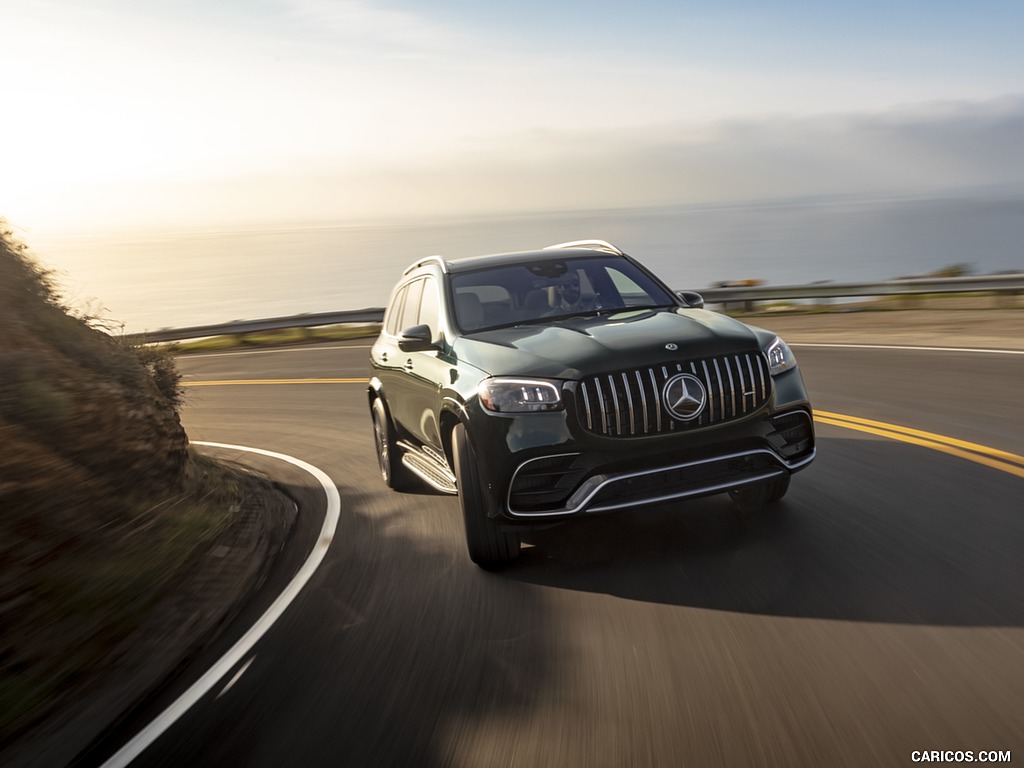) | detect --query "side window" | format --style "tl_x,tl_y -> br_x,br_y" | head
399,278 -> 424,332
385,284 -> 408,336
419,277 -> 439,331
